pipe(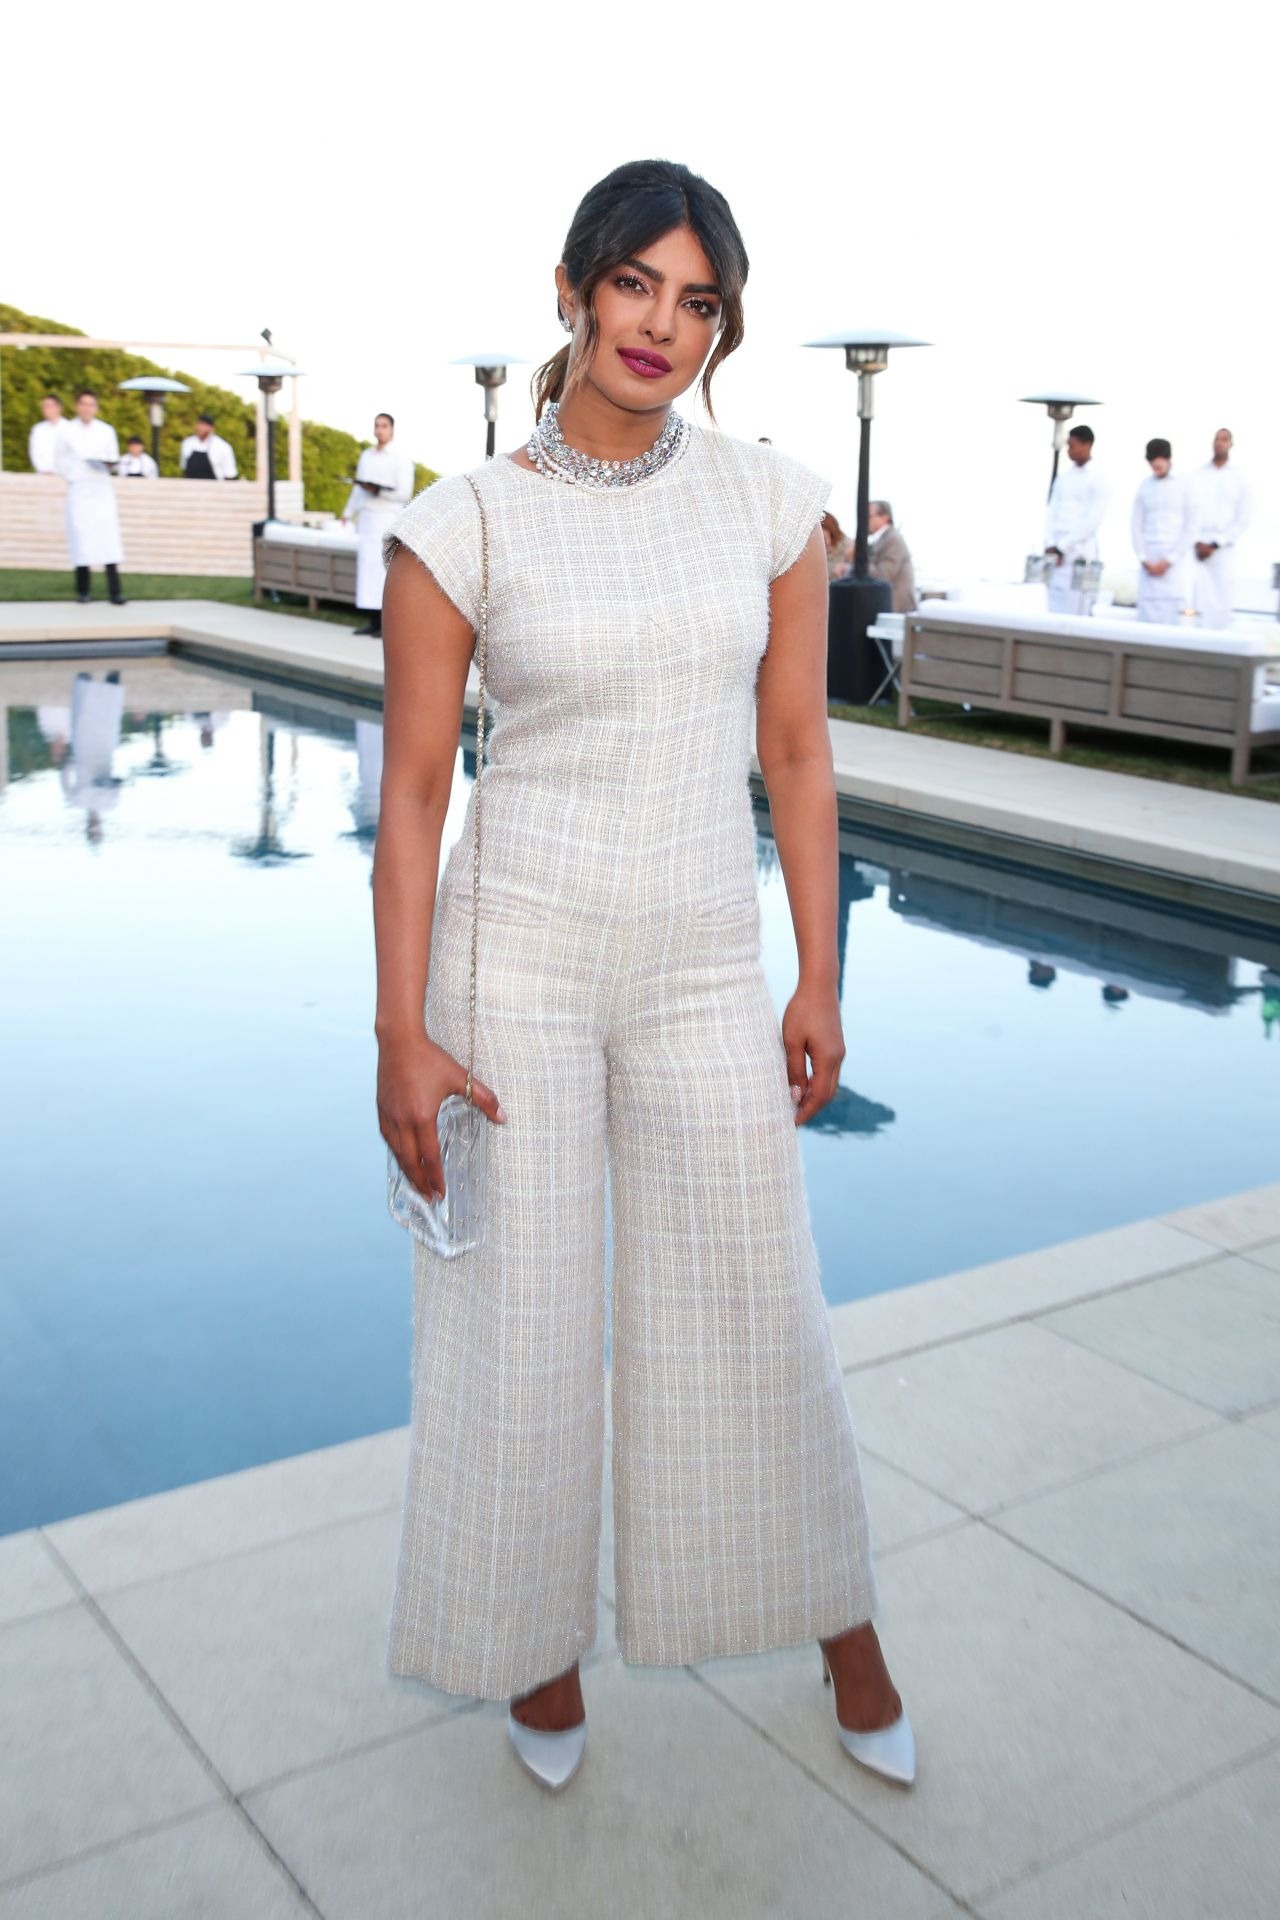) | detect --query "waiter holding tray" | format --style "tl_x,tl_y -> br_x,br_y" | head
341,412 -> 414,637
55,390 -> 127,605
